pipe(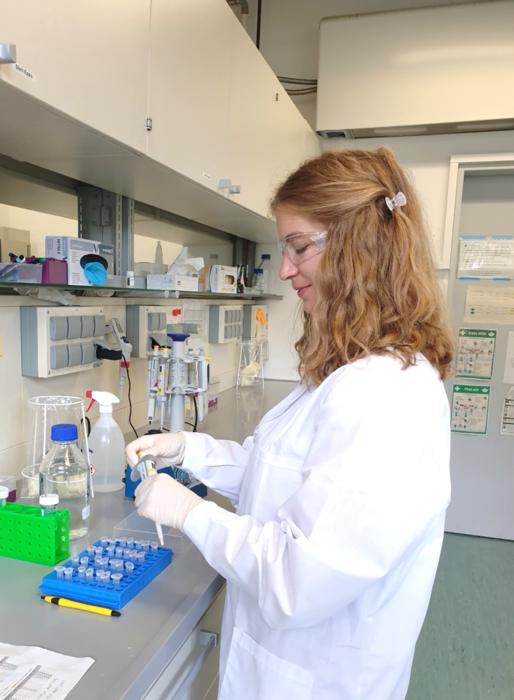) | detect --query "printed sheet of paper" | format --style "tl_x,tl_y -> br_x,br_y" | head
451,384 -> 490,434
464,286 -> 514,325
503,331 -> 514,384
456,328 -> 496,379
458,236 -> 514,278
501,386 -> 514,436
0,643 -> 94,700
